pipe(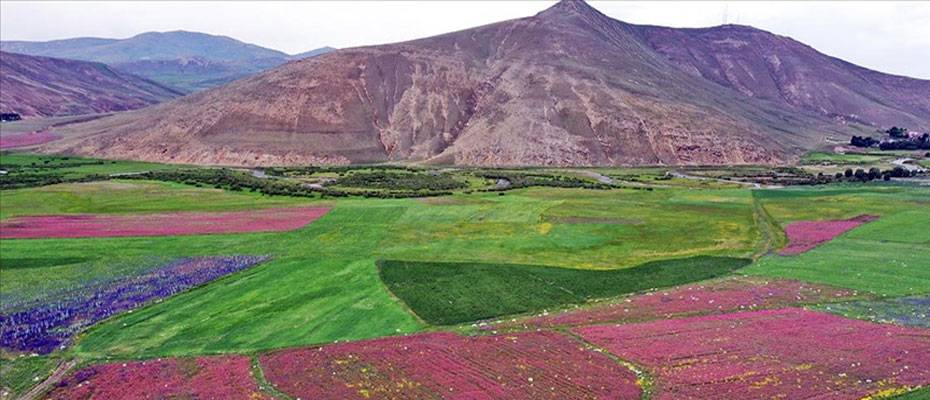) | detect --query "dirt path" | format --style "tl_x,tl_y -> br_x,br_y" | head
17,360 -> 77,400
